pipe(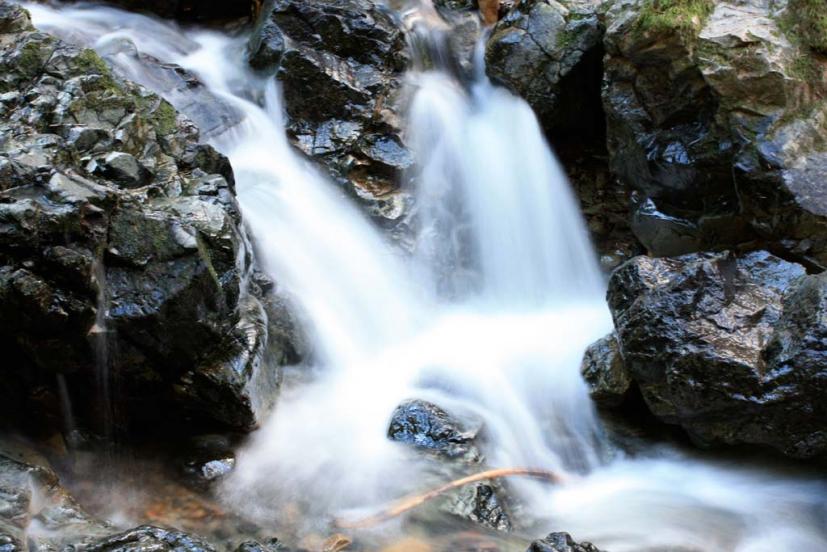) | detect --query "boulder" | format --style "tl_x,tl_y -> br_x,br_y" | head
607,250 -> 827,458
602,0 -> 827,264
248,0 -> 412,224
527,532 -> 603,552
0,2 -> 295,438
